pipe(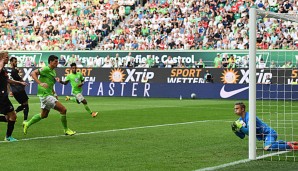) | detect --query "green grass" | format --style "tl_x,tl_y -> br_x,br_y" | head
0,96 -> 298,170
